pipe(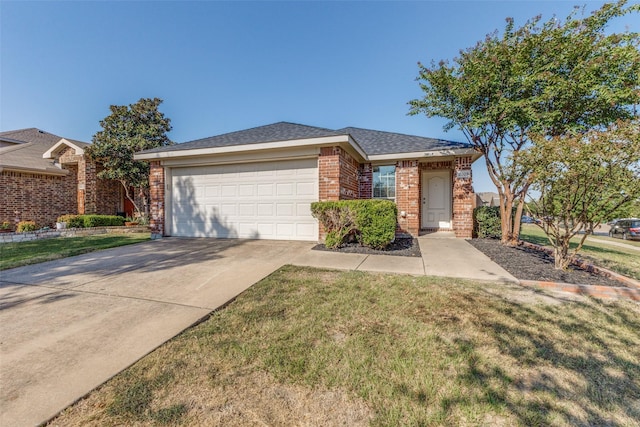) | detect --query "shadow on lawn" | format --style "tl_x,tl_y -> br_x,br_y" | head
438,295 -> 640,425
